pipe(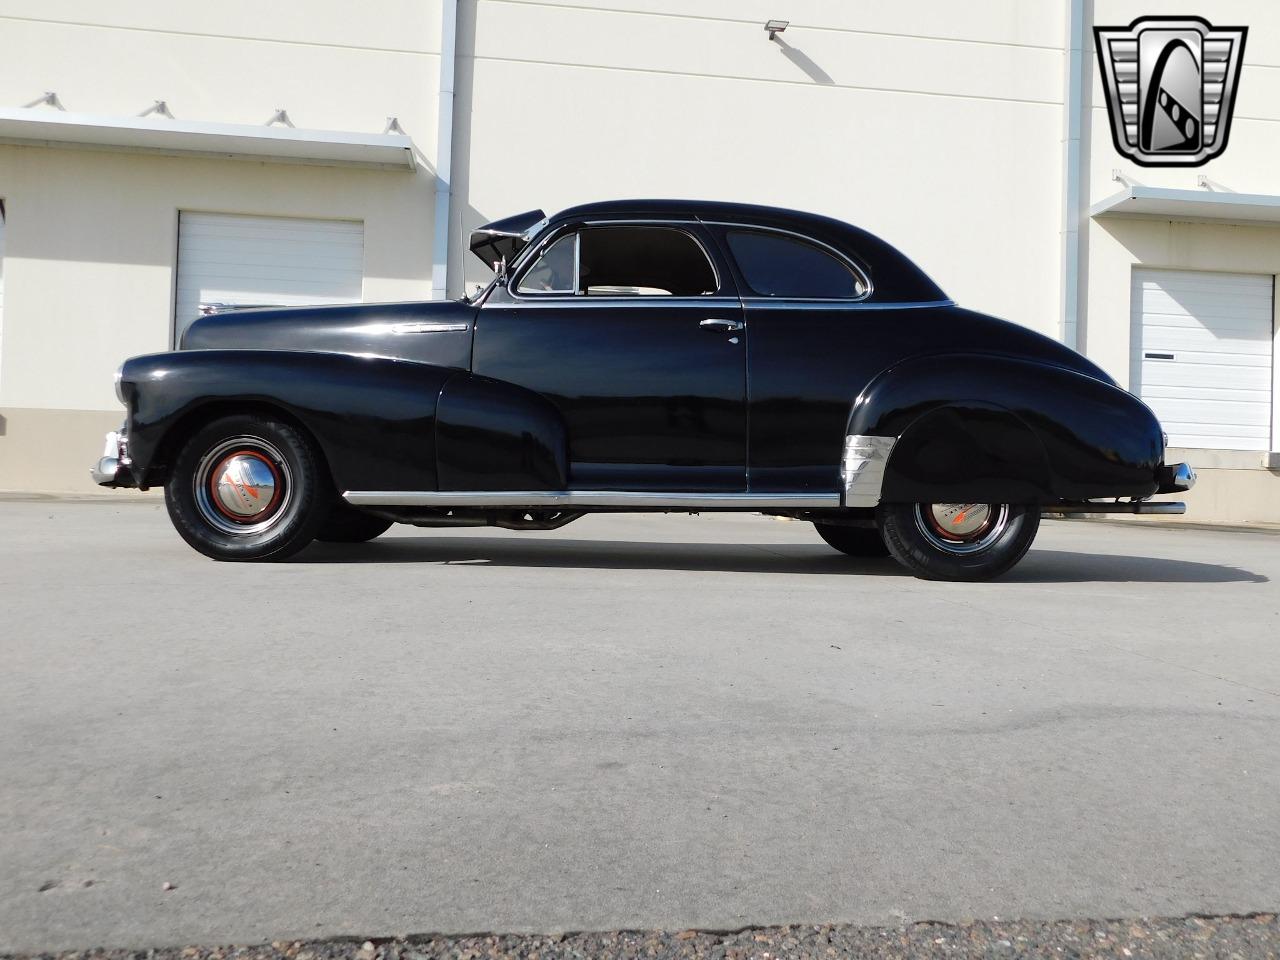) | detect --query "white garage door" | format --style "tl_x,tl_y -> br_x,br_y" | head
1132,268 -> 1275,451
174,212 -> 364,340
